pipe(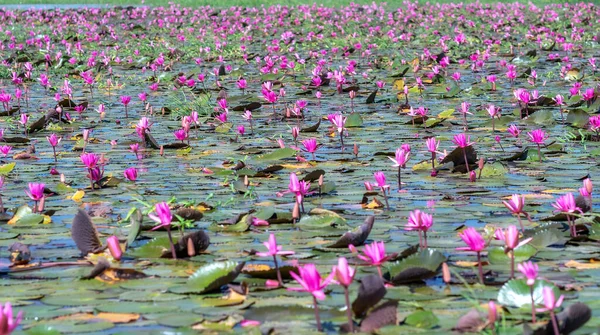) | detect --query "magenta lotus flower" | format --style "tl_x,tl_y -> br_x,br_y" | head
503,194 -> 531,231
457,227 -> 486,284
174,129 -> 188,142
333,257 -> 356,332
552,193 -> 582,237
452,133 -> 474,148
80,153 -> 100,169
121,95 -> 131,118
426,137 -> 439,175
527,129 -> 548,144
453,133 -> 474,175
136,117 -> 150,139
0,302 -> 23,335
149,202 -> 172,229
215,112 -> 227,123
389,147 -> 410,168
0,146 -> 11,158
518,260 -> 540,322
257,233 -> 294,286
25,182 -> 44,201
373,171 -> 391,209
251,217 -> 269,226
582,87 -> 595,102
149,202 -> 176,259
389,147 -> 410,190
302,138 -> 318,160
518,261 -> 539,286
495,225 -> 532,278
123,167 -> 137,181
46,133 -> 60,147
327,113 -> 347,151
288,263 -> 334,331
236,125 -> 245,136
406,209 -> 433,249
507,124 -> 521,138
538,286 -> 564,335
287,173 -> 310,212
349,241 -> 393,277
527,129 -> 548,163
